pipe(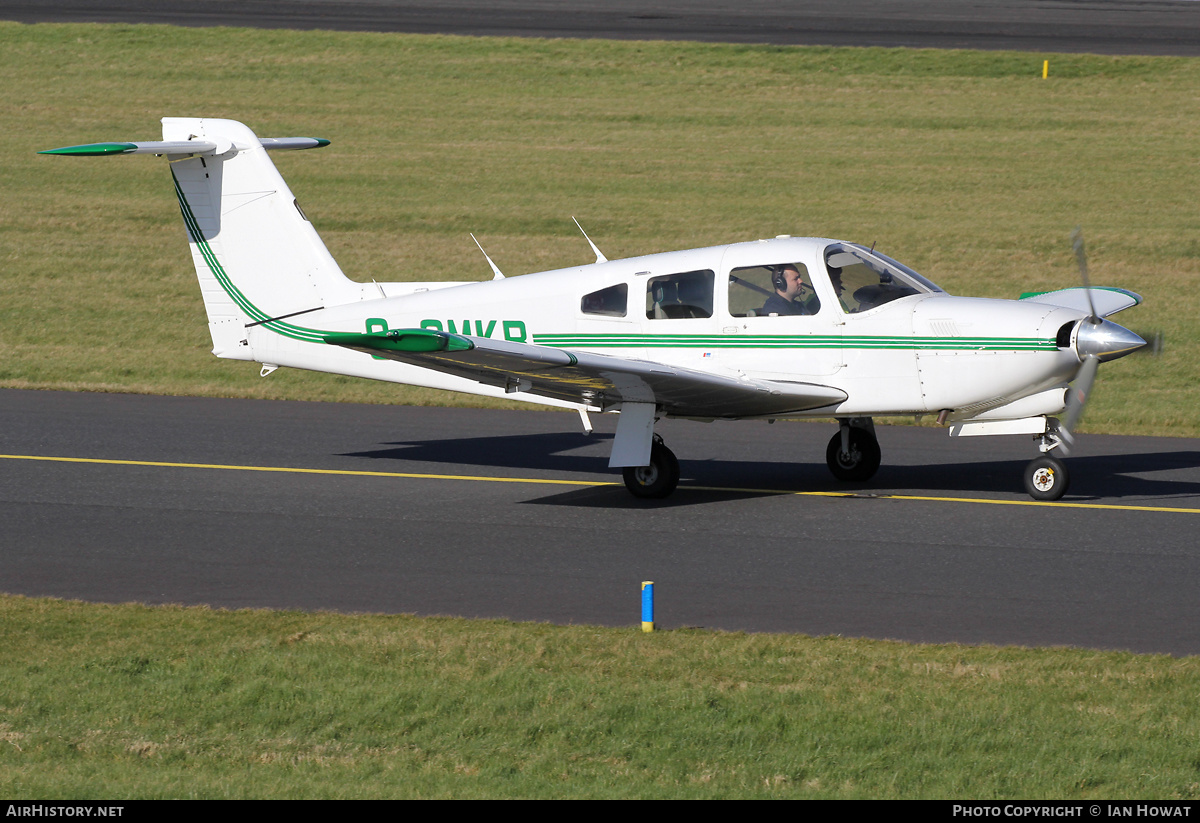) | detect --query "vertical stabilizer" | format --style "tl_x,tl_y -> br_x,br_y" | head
162,117 -> 358,357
